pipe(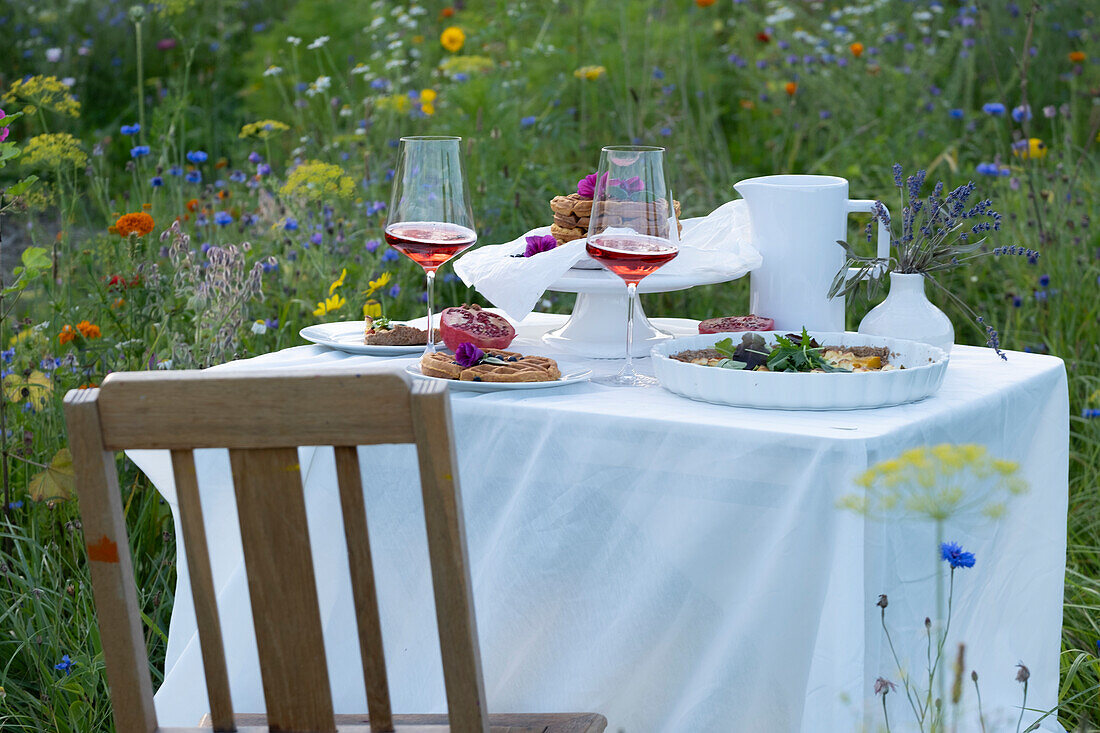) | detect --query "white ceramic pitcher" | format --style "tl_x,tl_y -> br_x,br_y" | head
734,175 -> 890,332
